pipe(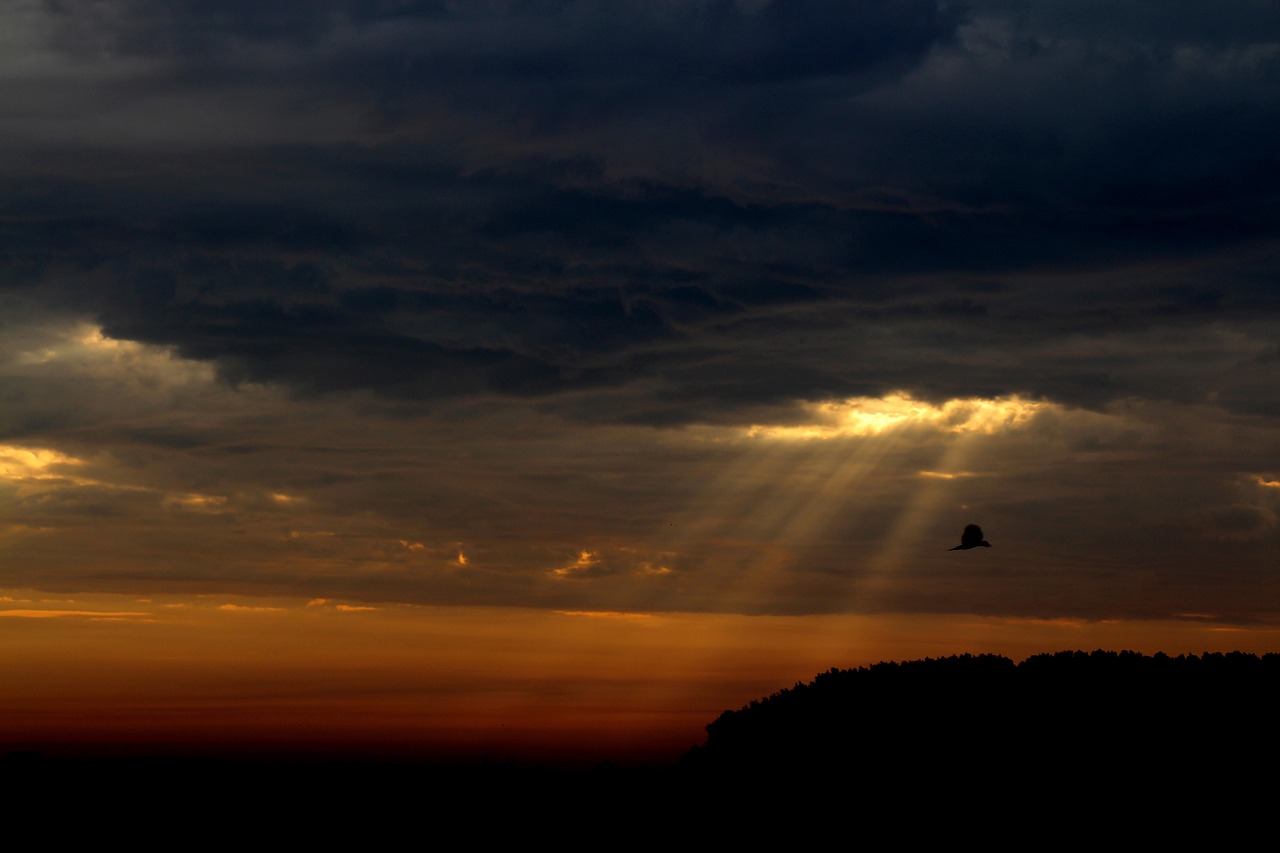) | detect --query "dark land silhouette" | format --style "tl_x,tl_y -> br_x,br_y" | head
5,649 -> 1276,836
682,649 -> 1280,788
